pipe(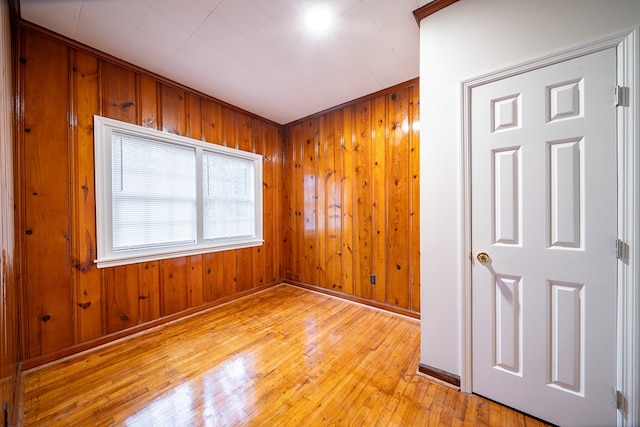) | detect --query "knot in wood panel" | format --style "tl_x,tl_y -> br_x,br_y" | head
77,302 -> 92,310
